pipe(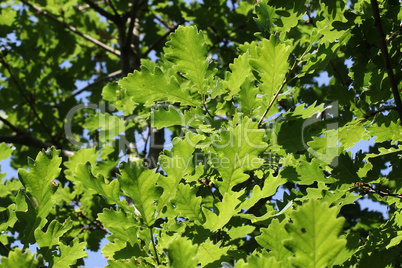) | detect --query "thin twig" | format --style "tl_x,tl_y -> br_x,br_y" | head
386,23 -> 402,44
71,70 -> 121,97
141,25 -> 179,58
362,107 -> 397,120
149,227 -> 160,265
21,0 -> 120,57
151,13 -> 174,30
370,0 -> 402,124
353,182 -> 402,199
77,211 -> 111,234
